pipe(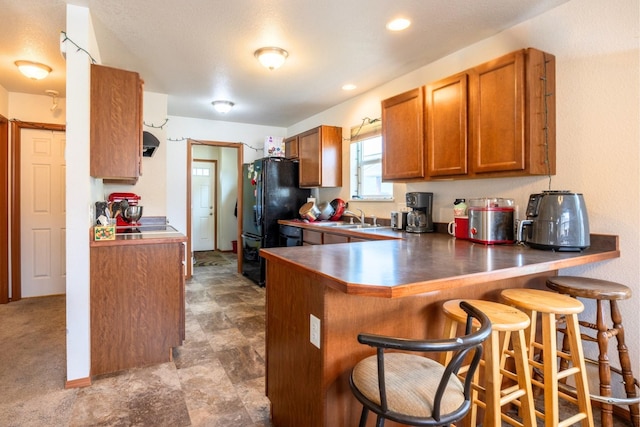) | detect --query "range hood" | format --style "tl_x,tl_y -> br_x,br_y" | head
142,131 -> 160,157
